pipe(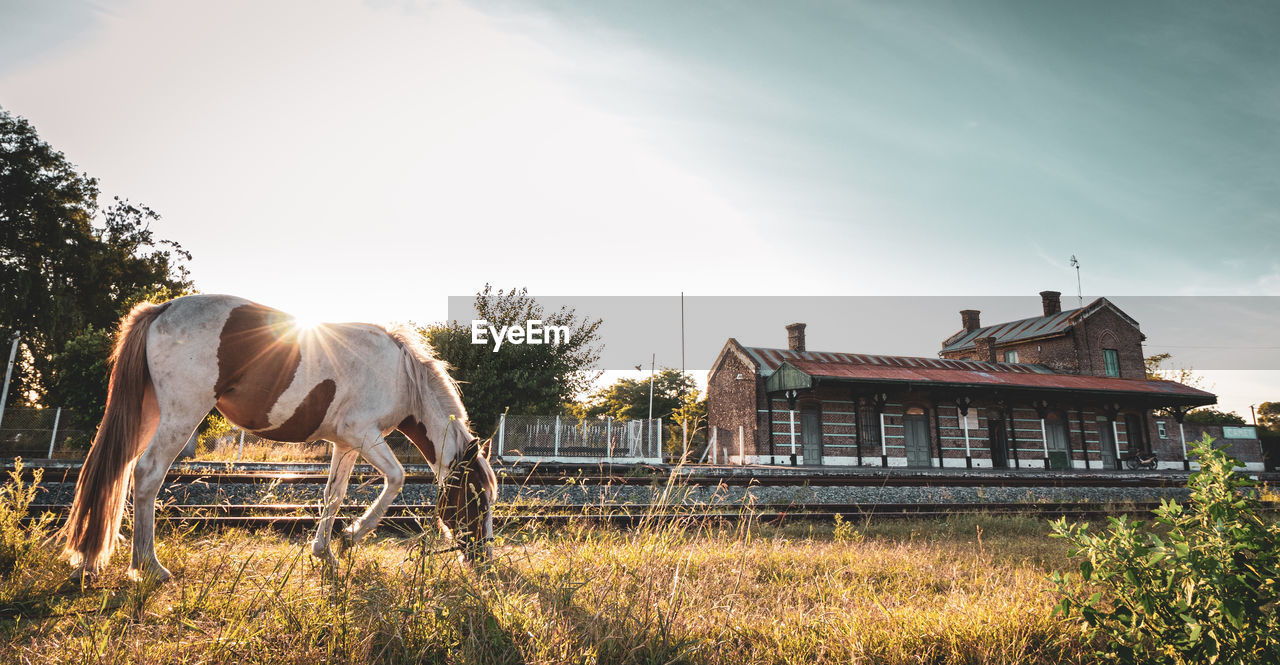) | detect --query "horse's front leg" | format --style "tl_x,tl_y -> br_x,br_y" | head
312,441 -> 357,567
340,436 -> 405,547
